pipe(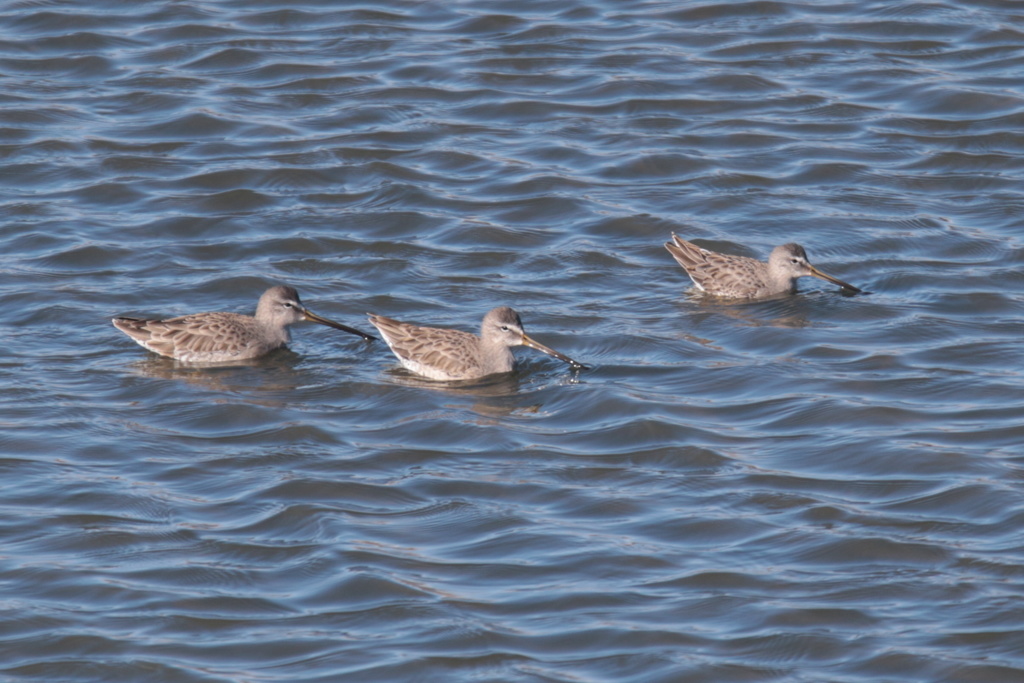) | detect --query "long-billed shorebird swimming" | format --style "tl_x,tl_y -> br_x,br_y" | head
665,233 -> 861,299
367,306 -> 586,381
113,285 -> 376,362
